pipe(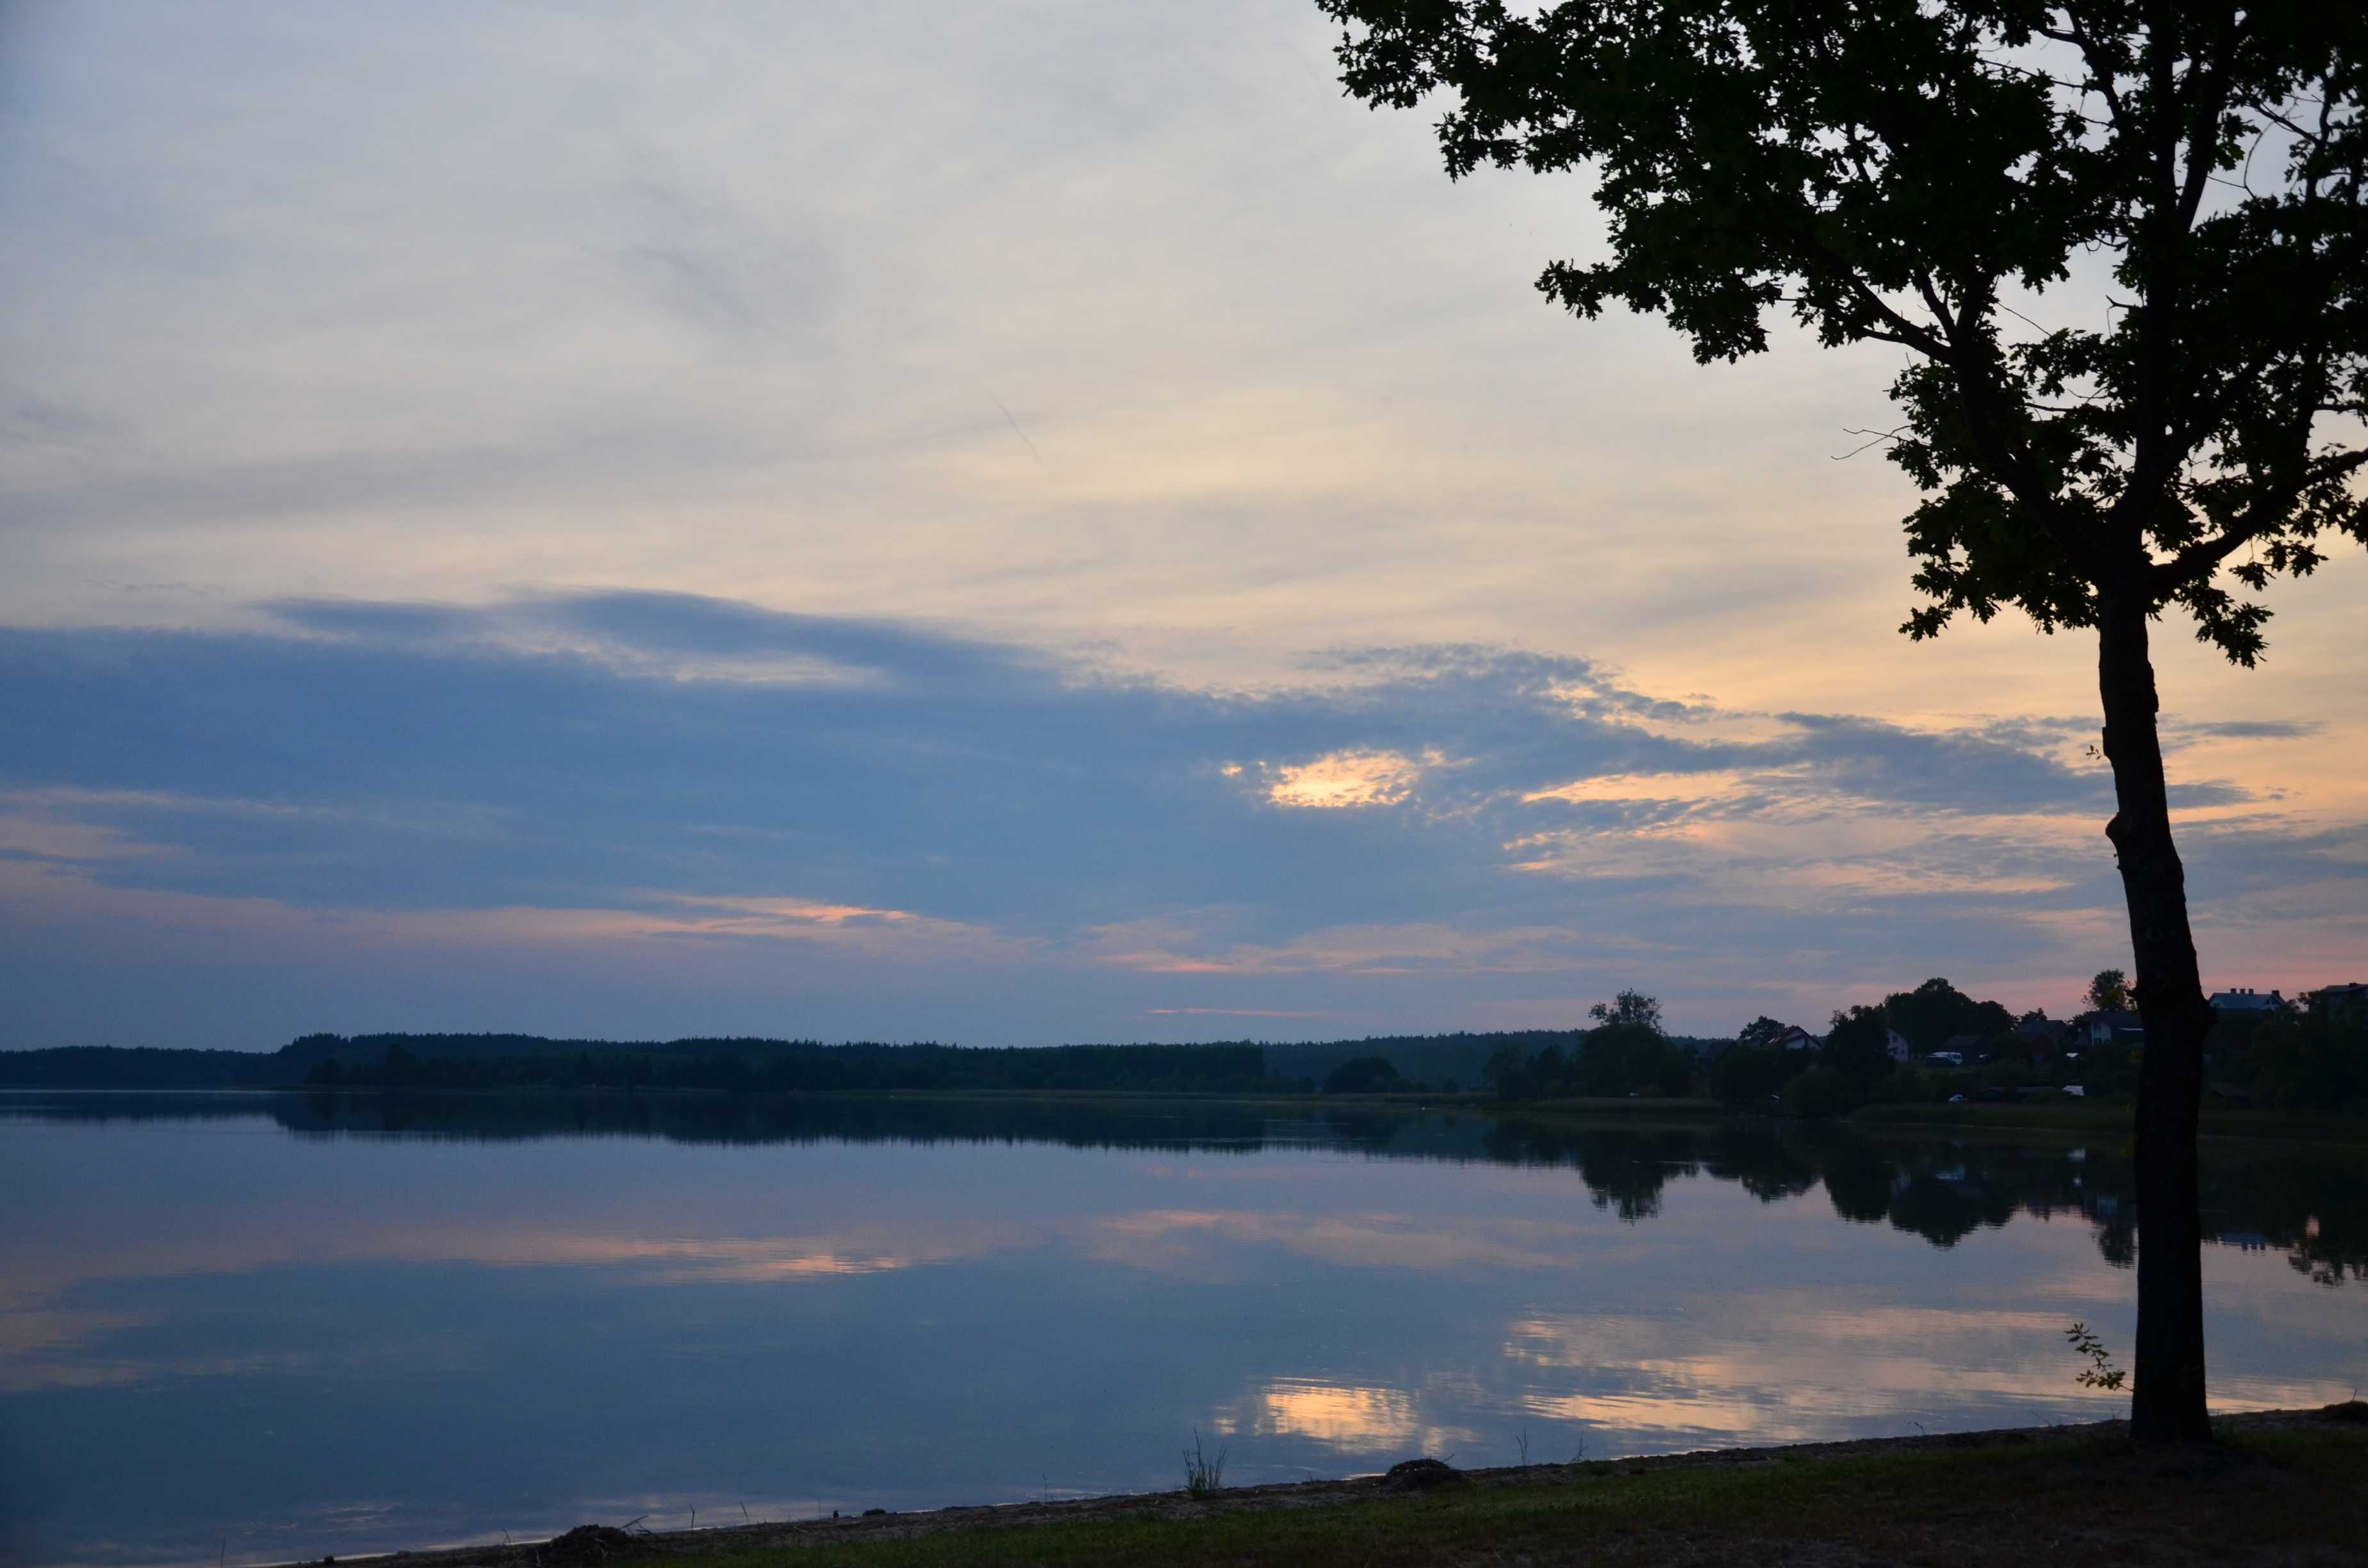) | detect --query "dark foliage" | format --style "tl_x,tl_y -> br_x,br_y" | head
12,1028 -> 1653,1095
1780,1063 -> 1860,1119
1711,1043 -> 1797,1104
2249,1014 -> 2368,1114
1588,989 -> 1664,1032
314,1037 -> 1277,1096
1881,978 -> 2014,1056
0,1046 -> 277,1088
1322,1055 -> 1408,1094
1320,1 -> 2368,654
1823,1005 -> 1899,1090
1483,997 -> 1697,1100
2089,968 -> 2134,1013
